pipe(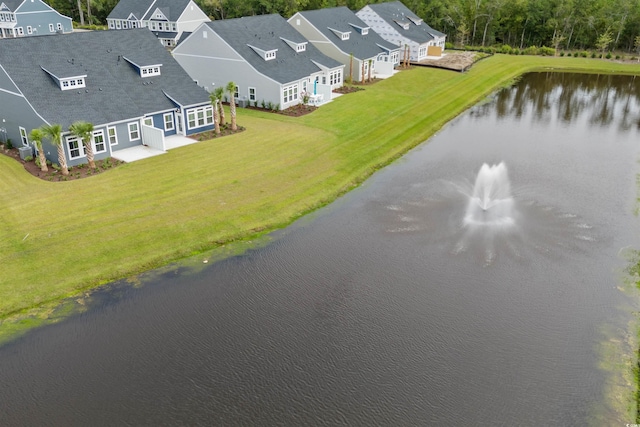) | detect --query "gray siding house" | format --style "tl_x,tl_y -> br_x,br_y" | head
173,14 -> 345,110
289,7 -> 400,83
357,1 -> 446,61
0,28 -> 214,167
107,0 -> 210,47
0,0 -> 72,38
